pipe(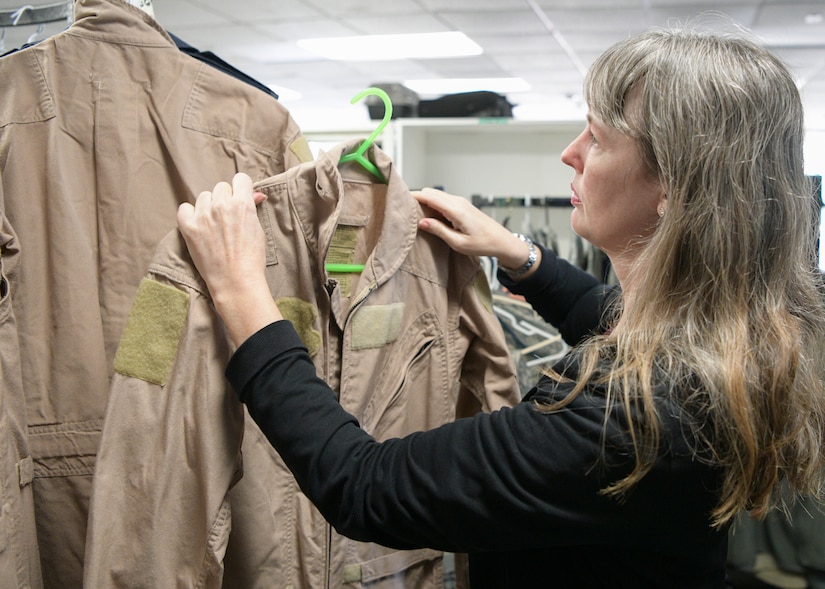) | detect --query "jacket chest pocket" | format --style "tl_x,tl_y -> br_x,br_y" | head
357,309 -> 455,440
